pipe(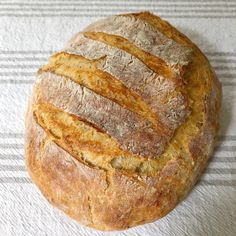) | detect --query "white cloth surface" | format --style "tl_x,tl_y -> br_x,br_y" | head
0,0 -> 235,235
